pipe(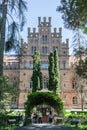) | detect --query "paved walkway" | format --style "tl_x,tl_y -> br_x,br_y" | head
15,123 -> 72,130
